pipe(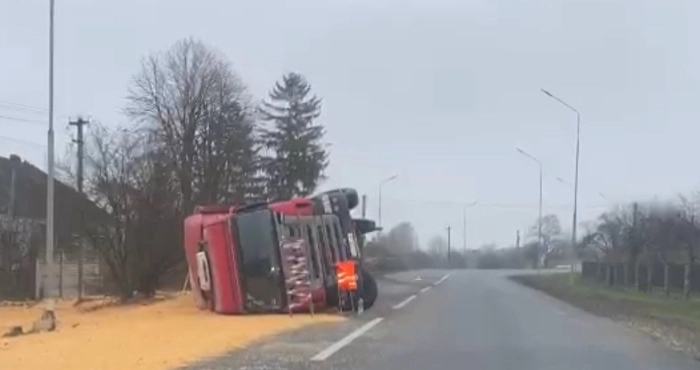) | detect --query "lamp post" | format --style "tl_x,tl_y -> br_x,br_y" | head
517,148 -> 543,269
45,0 -> 56,311
378,174 -> 398,229
542,88 -> 580,283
